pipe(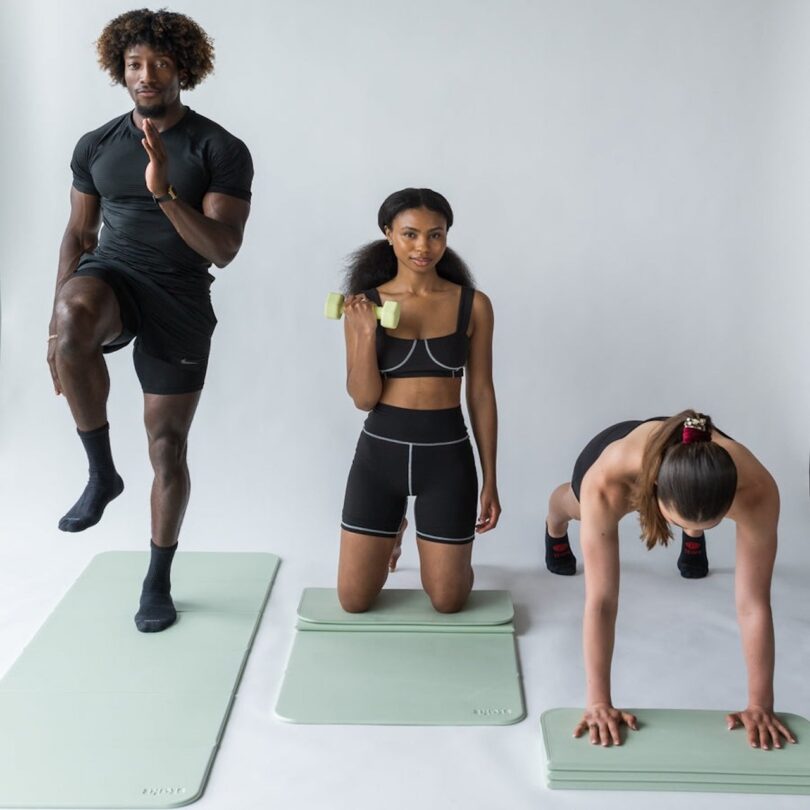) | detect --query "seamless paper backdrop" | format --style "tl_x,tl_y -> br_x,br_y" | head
1,2 -> 809,809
